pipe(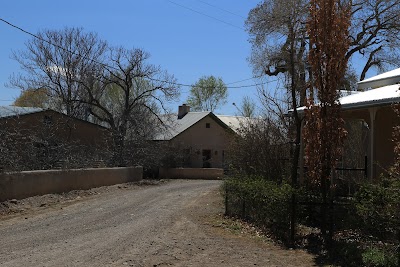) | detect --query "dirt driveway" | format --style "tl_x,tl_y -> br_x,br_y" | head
0,180 -> 316,267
